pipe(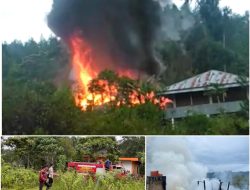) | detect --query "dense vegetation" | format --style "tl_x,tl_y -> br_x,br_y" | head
2,0 -> 249,135
1,137 -> 145,189
2,163 -> 144,190
1,137 -> 145,170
